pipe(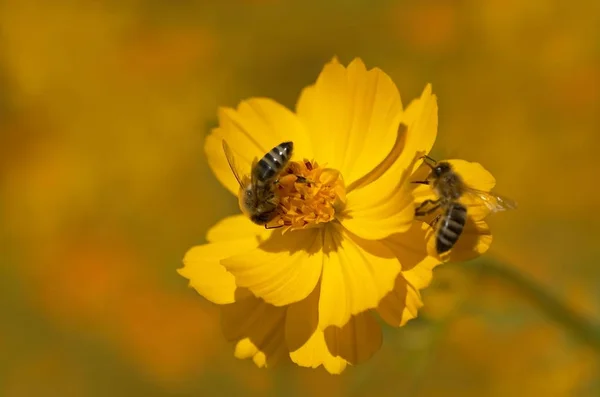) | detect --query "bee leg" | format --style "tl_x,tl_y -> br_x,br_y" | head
415,204 -> 440,217
412,180 -> 430,185
274,175 -> 312,185
292,175 -> 317,188
429,214 -> 442,228
414,199 -> 440,216
264,224 -> 283,230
